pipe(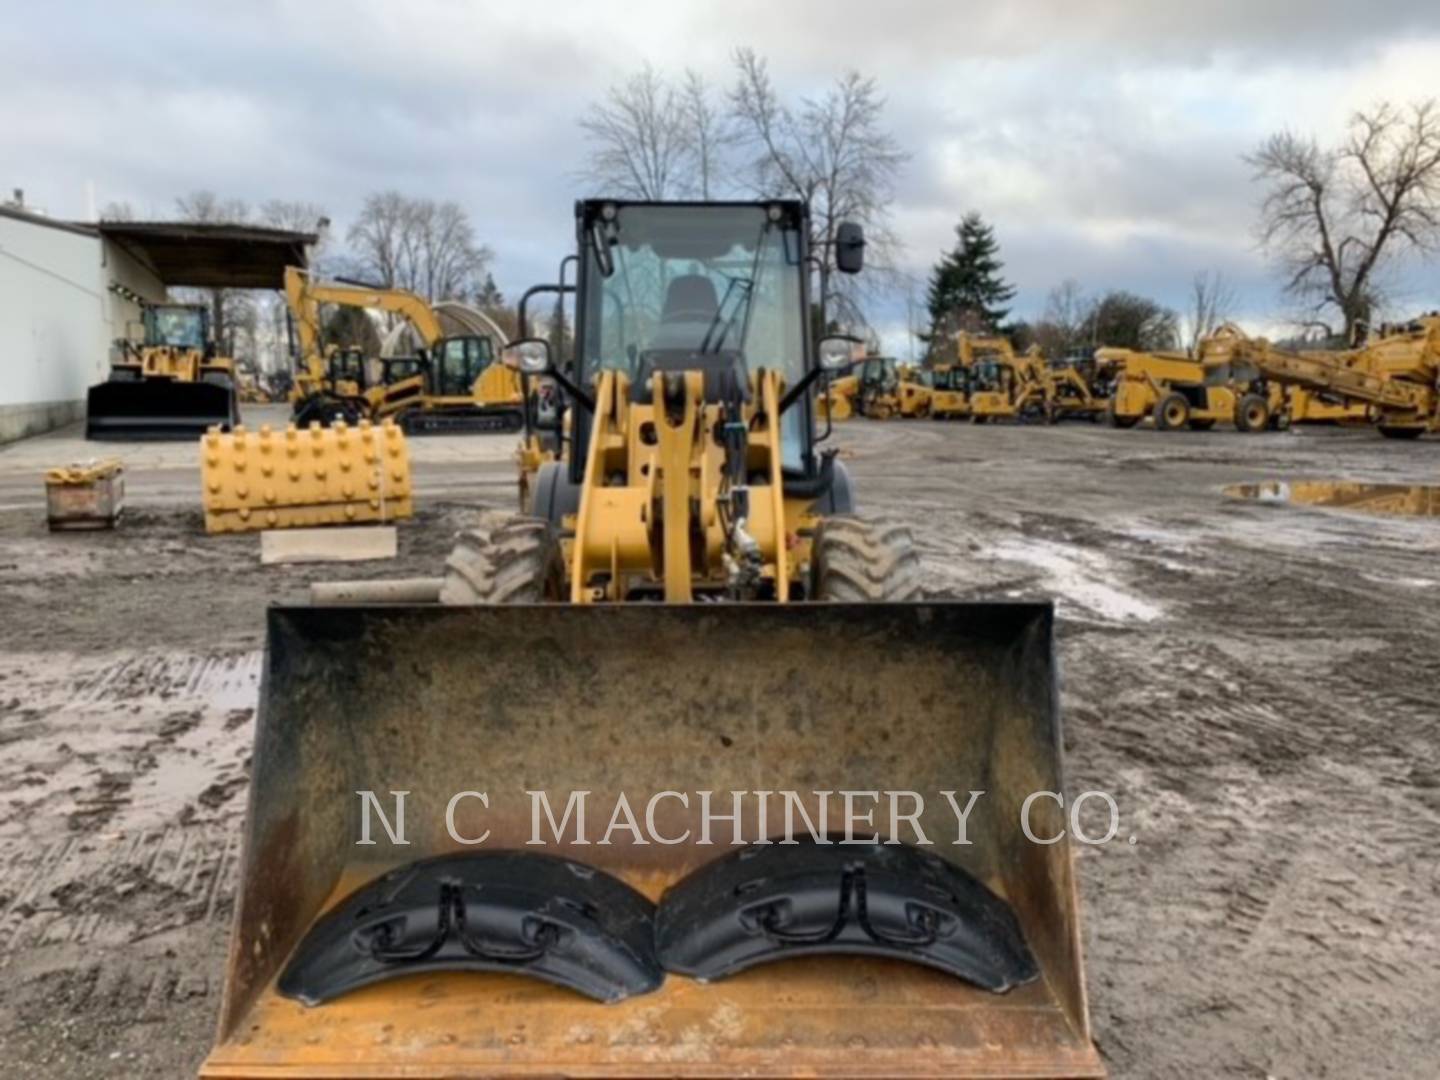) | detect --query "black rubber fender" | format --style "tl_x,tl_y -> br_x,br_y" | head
278,852 -> 663,1005
655,839 -> 1038,993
